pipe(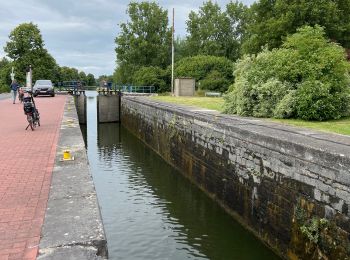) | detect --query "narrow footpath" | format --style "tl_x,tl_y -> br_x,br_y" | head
0,95 -> 66,260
